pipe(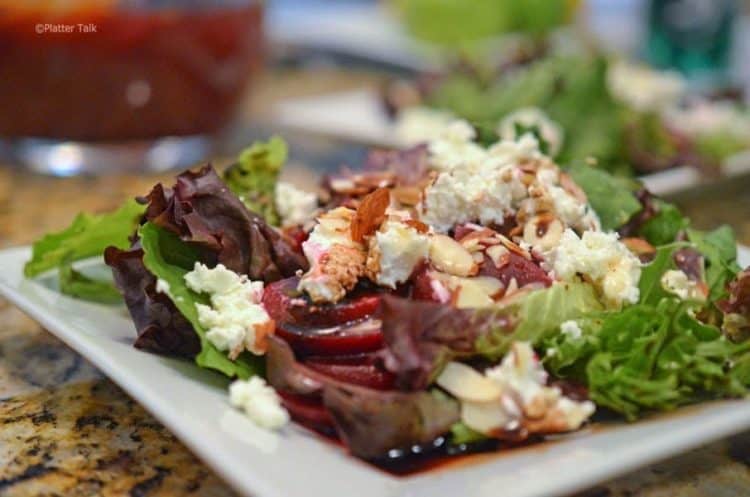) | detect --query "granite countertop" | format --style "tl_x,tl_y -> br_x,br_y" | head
3,70 -> 750,497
